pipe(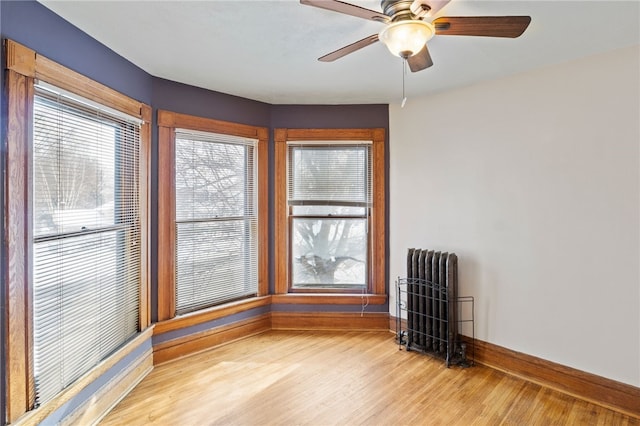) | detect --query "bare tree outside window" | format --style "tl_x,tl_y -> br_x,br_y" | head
33,99 -> 116,236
